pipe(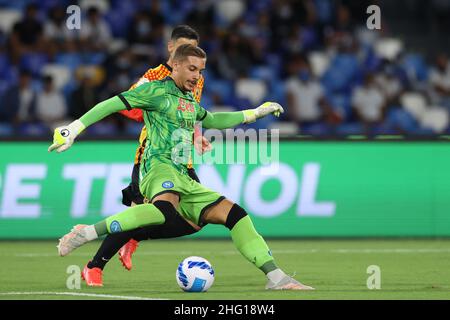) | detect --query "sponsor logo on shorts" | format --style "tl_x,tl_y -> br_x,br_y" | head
110,220 -> 122,233
162,181 -> 174,189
